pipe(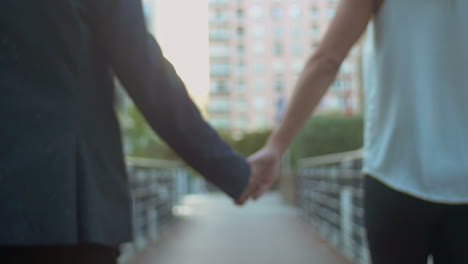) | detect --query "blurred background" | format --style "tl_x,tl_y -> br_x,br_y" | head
119,0 -> 364,167
118,1 -> 372,264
